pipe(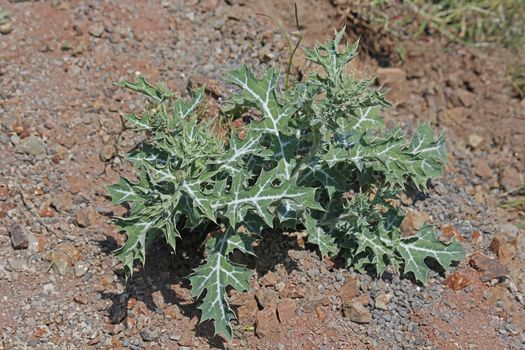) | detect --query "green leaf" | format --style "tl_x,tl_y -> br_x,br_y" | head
298,160 -> 347,196
115,75 -> 173,102
228,66 -> 296,179
409,124 -> 446,160
347,106 -> 383,132
396,225 -> 464,283
144,163 -> 178,185
304,26 -> 359,80
353,226 -> 393,277
406,124 -> 447,190
212,161 -> 321,227
304,213 -> 339,257
181,179 -> 217,222
116,217 -> 158,275
126,144 -> 169,166
173,86 -> 205,120
217,133 -> 266,176
161,216 -> 180,252
189,229 -> 253,339
107,177 -> 146,205
125,112 -> 153,131
222,229 -> 256,256
241,212 -> 266,235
